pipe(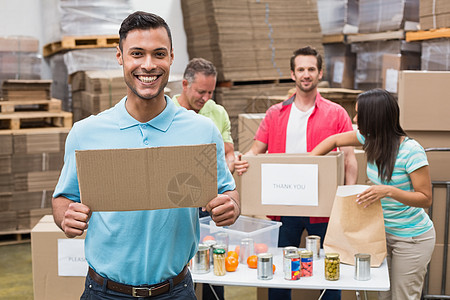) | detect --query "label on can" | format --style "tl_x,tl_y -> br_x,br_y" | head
284,253 -> 300,280
300,250 -> 313,277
